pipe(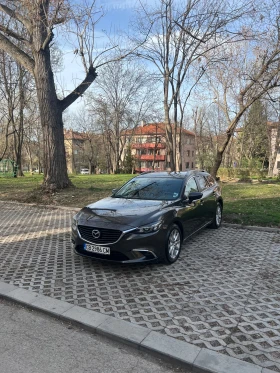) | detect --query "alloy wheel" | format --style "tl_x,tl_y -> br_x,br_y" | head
216,204 -> 222,226
168,228 -> 181,259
